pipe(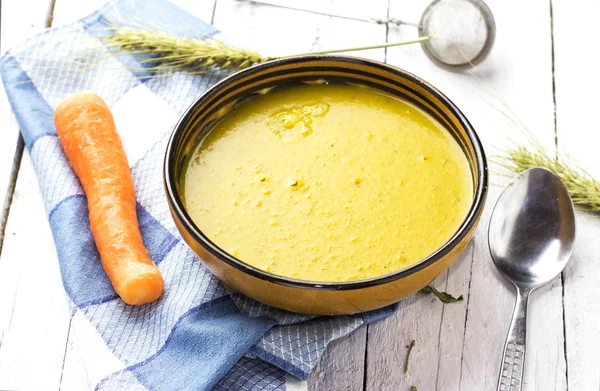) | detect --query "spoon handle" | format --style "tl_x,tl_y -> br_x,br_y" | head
497,287 -> 530,391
